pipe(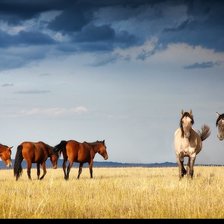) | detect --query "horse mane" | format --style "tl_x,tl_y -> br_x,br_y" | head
83,140 -> 105,153
53,140 -> 67,154
216,113 -> 224,126
0,144 -> 8,152
0,143 -> 7,148
180,112 -> 194,138
83,140 -> 105,145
